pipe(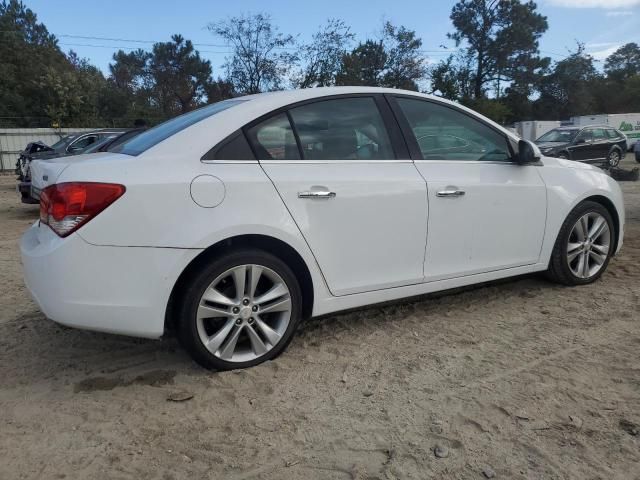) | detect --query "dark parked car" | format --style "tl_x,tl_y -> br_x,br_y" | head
535,125 -> 627,168
16,128 -> 132,203
635,140 -> 640,163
